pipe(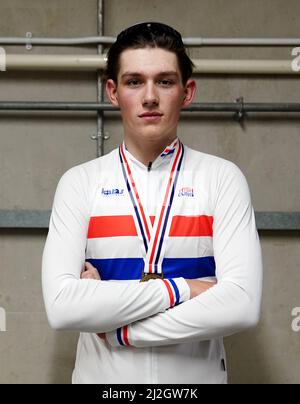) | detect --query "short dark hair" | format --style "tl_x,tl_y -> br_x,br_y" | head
106,22 -> 194,85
